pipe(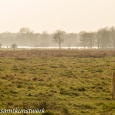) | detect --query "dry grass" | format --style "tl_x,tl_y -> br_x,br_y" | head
0,49 -> 114,58
0,49 -> 115,115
